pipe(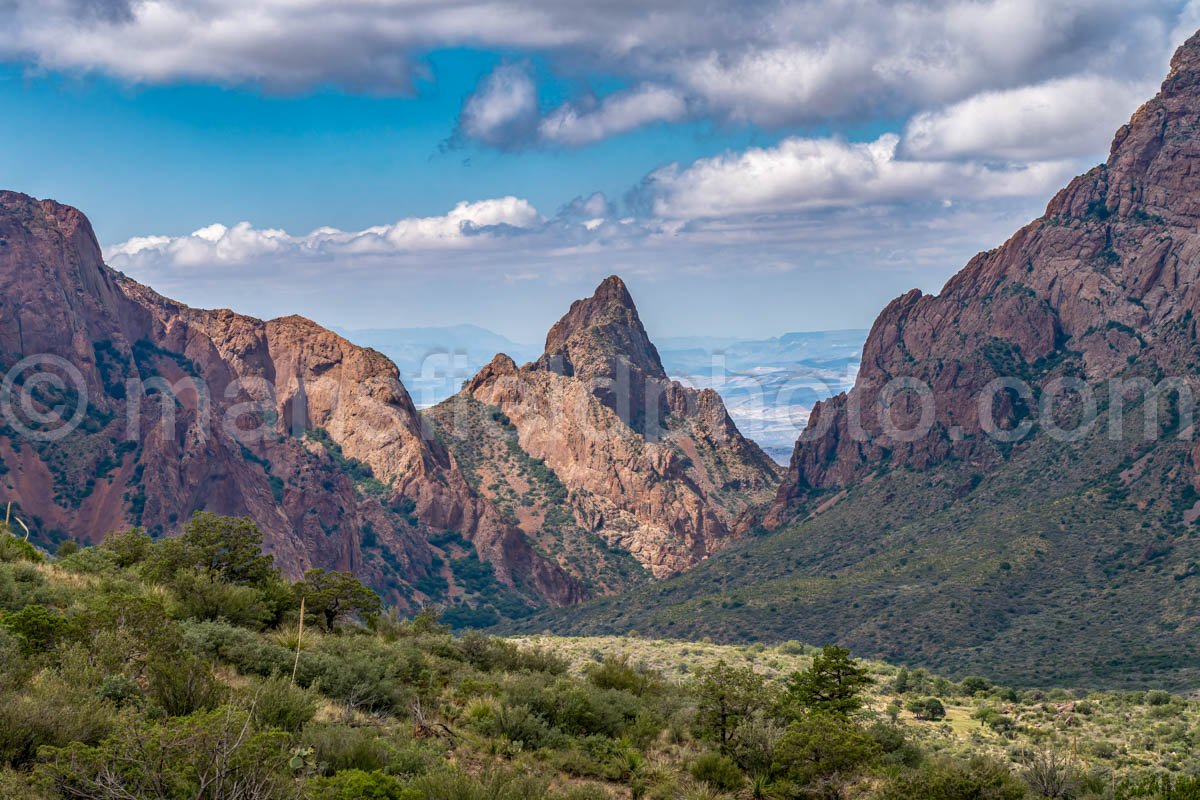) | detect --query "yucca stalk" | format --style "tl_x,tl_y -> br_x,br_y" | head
2,501 -> 29,540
